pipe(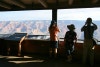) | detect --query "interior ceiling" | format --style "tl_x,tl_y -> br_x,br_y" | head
0,0 -> 100,11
